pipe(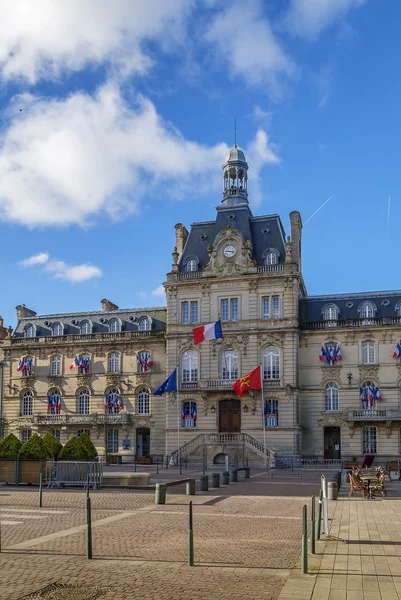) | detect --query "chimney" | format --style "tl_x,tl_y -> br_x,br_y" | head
0,317 -> 3,328
101,299 -> 119,312
289,211 -> 303,271
174,223 -> 189,261
15,305 -> 37,320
